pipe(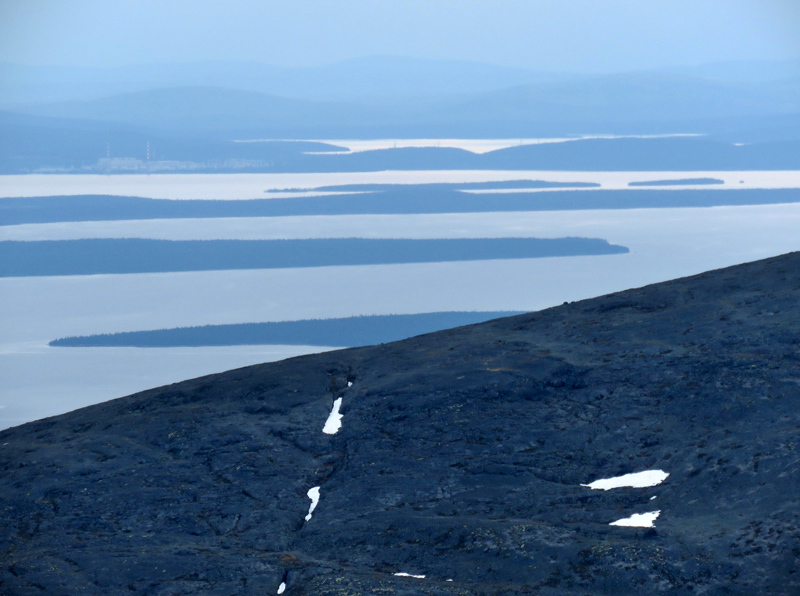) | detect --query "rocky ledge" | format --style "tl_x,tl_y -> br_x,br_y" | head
2,253 -> 800,595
